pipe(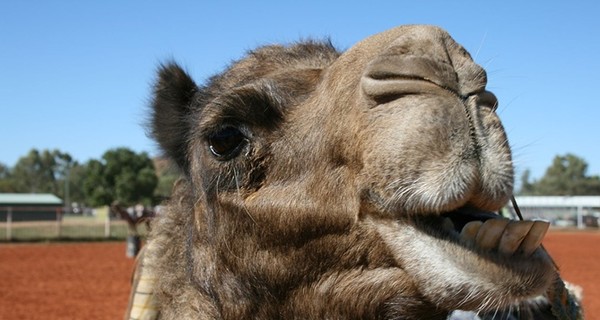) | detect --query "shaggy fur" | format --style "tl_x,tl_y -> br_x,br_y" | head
143,25 -> 559,319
